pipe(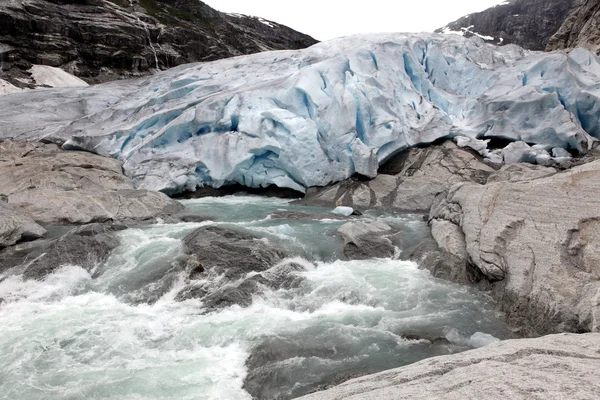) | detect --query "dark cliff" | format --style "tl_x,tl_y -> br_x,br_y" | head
0,0 -> 318,85
436,0 -> 577,51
